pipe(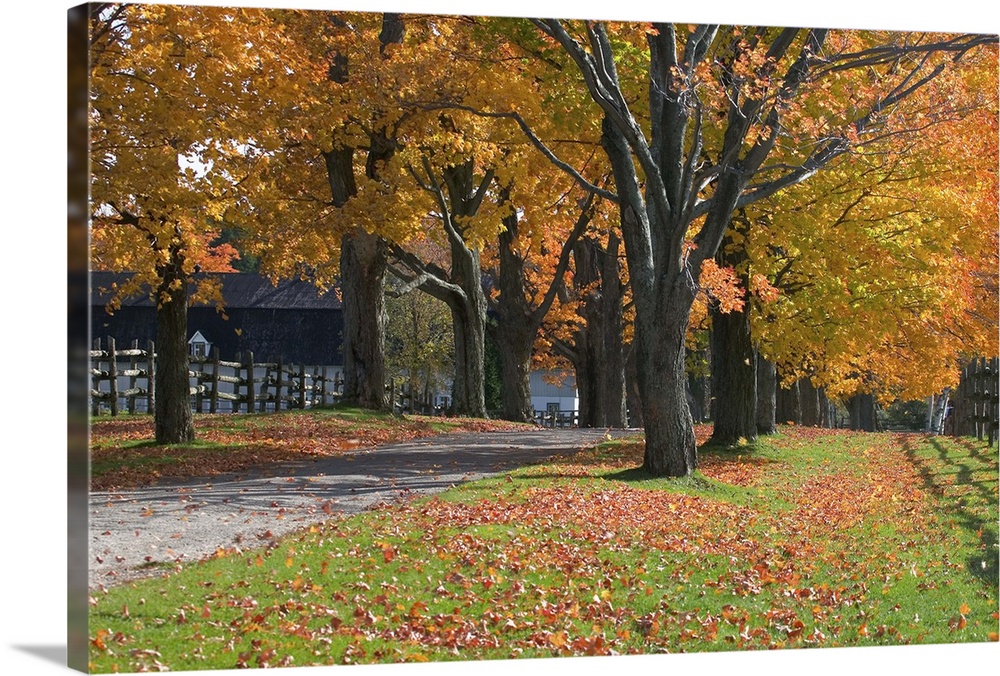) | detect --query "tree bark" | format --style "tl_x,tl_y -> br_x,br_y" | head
387,160 -> 492,419
708,300 -> 757,445
490,199 -> 543,423
756,353 -> 777,435
929,388 -> 951,434
571,234 -> 627,428
708,218 -> 758,445
848,392 -> 878,432
800,378 -> 821,426
708,307 -> 757,444
493,326 -> 533,422
636,290 -> 697,475
447,289 -> 487,418
339,230 -> 388,409
625,344 -> 643,428
818,388 -> 833,428
687,369 -> 708,423
154,253 -> 195,444
775,378 -> 801,425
